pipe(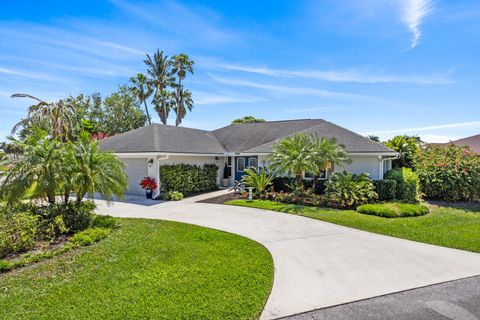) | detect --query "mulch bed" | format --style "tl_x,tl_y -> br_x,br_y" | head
197,192 -> 243,204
